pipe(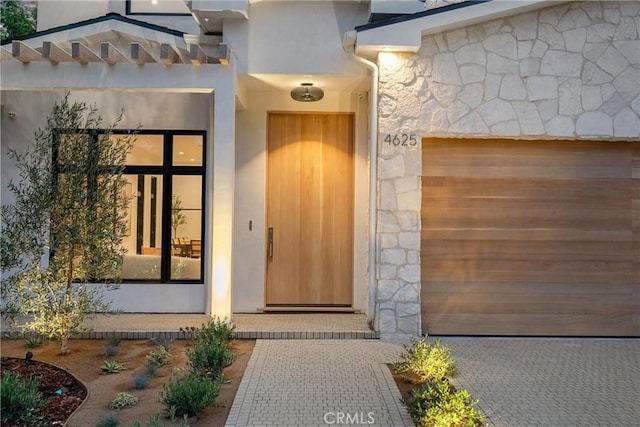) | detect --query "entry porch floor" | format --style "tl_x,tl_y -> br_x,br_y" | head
2,313 -> 378,340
